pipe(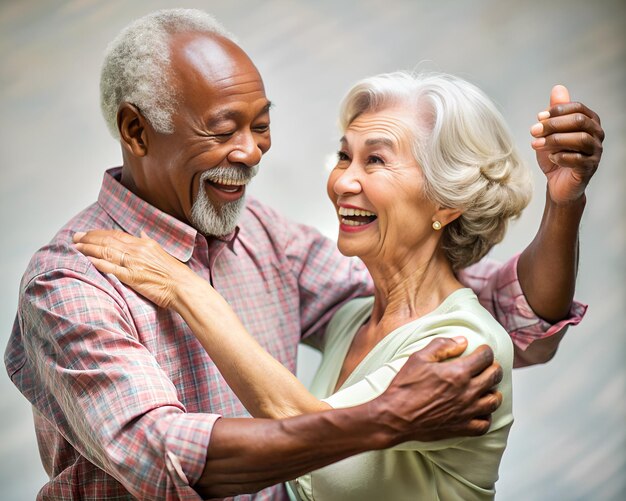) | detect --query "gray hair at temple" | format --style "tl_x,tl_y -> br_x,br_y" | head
100,9 -> 234,138
339,71 -> 533,270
